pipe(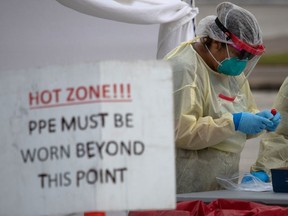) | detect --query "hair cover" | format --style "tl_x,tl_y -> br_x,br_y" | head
196,2 -> 263,46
